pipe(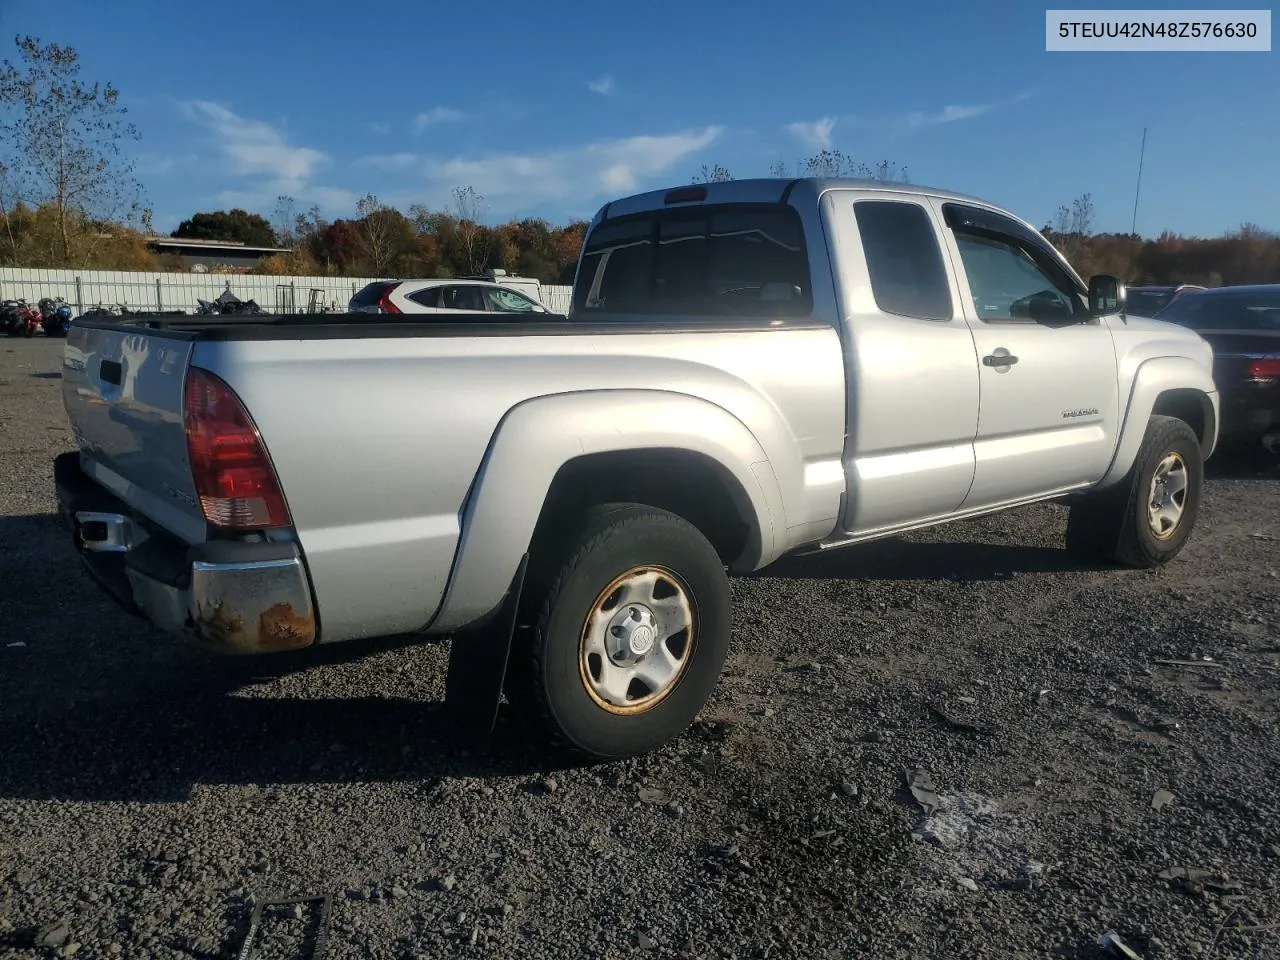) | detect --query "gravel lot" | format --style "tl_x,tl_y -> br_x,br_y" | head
1,336 -> 1278,960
